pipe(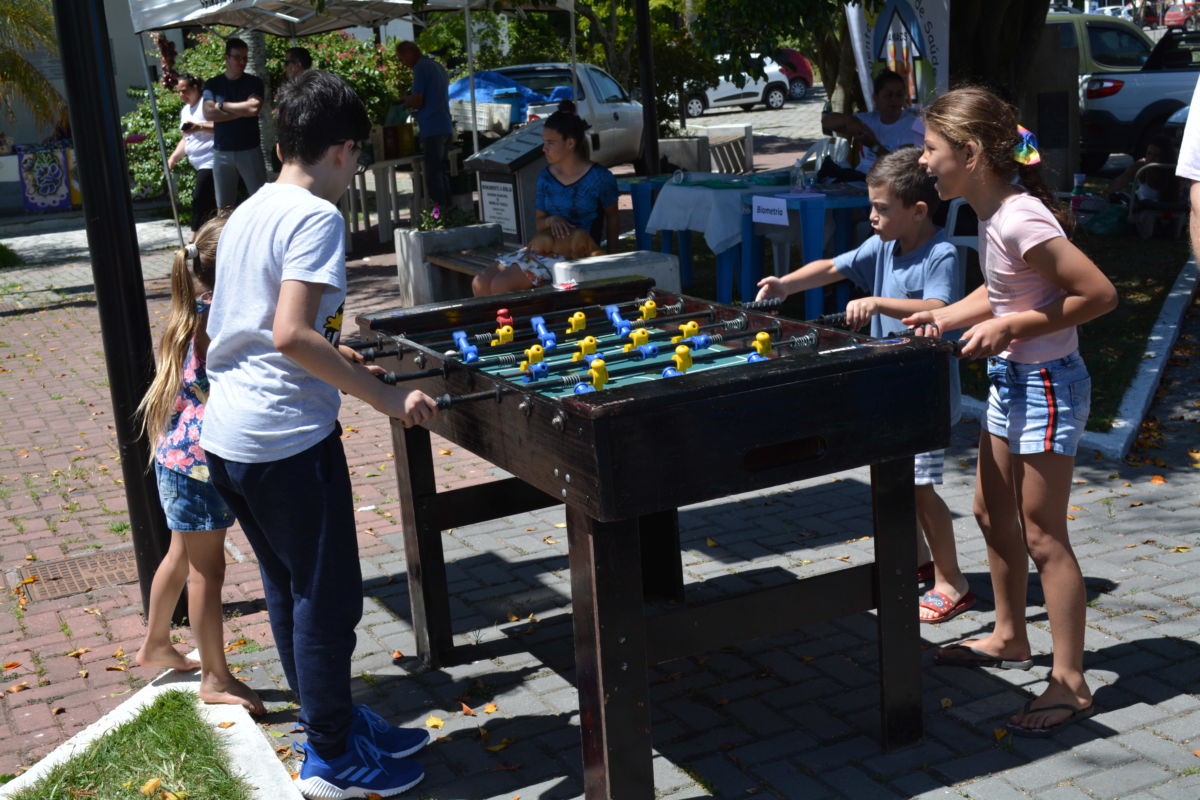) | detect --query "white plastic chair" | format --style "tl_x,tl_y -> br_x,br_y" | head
942,197 -> 978,263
